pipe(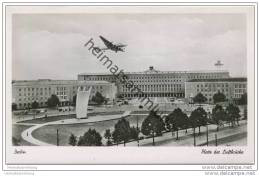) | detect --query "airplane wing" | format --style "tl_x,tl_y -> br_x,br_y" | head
100,48 -> 110,50
116,44 -> 127,47
92,46 -> 109,51
99,36 -> 113,48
